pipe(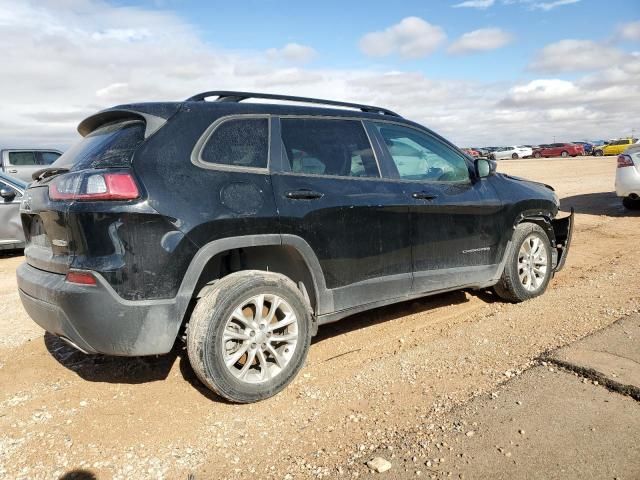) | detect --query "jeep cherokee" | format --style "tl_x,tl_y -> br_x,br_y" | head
17,91 -> 573,403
